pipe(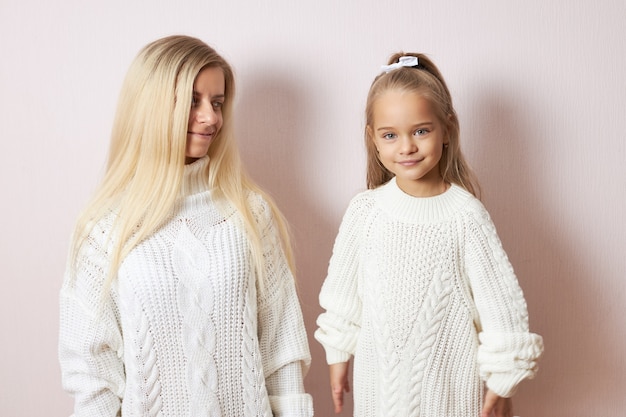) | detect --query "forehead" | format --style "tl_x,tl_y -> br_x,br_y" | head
193,66 -> 225,92
372,90 -> 437,125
